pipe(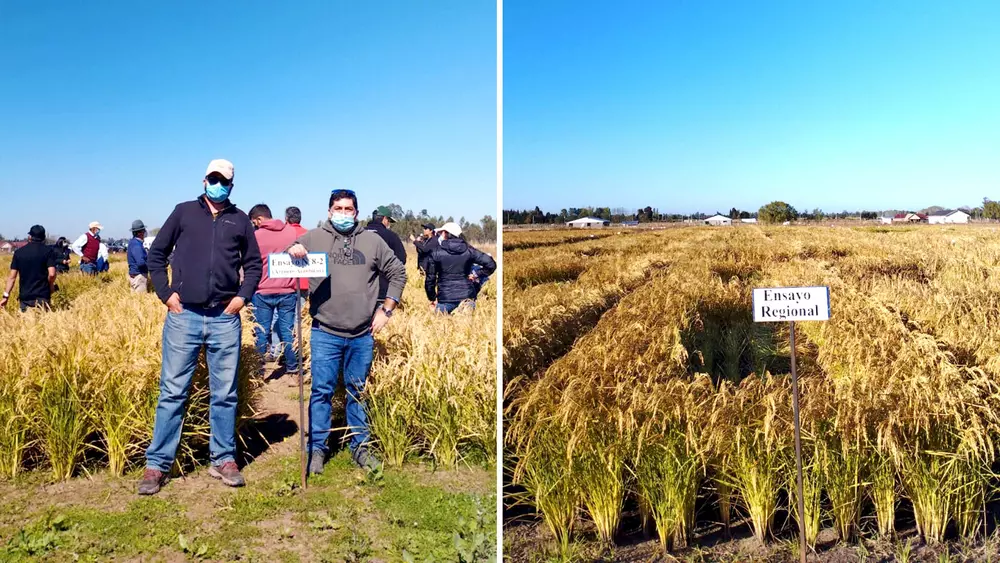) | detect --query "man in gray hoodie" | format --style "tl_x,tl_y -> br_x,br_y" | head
288,189 -> 406,473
